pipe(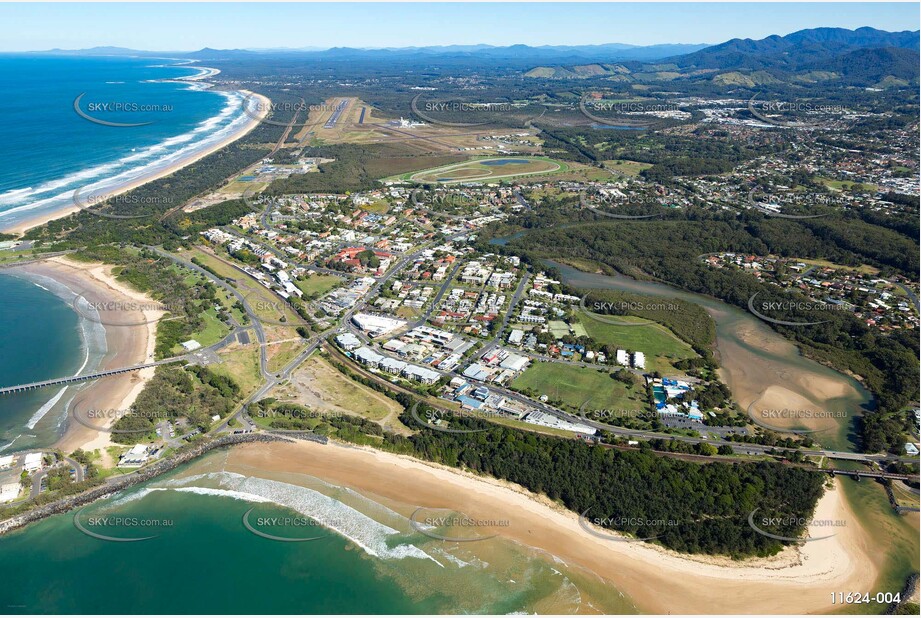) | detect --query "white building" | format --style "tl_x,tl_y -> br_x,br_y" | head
499,353 -> 529,372
119,444 -> 151,468
22,452 -> 43,473
632,352 -> 646,370
352,313 -> 406,337
335,333 -> 362,350
181,339 -> 202,352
